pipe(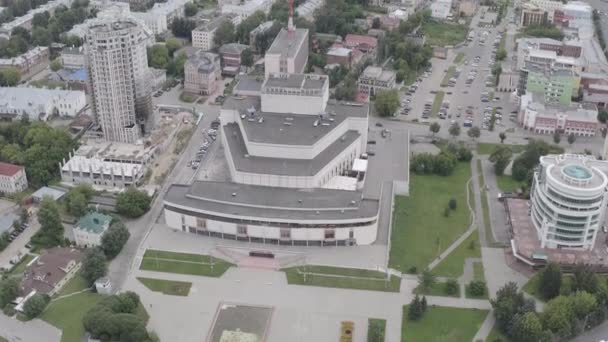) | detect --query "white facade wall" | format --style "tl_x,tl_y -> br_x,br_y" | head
0,169 -> 27,194
222,127 -> 361,188
61,53 -> 86,68
530,0 -> 563,21
260,92 -> 328,115
73,229 -> 103,247
132,12 -> 168,34
192,29 -> 214,50
164,204 -> 379,245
